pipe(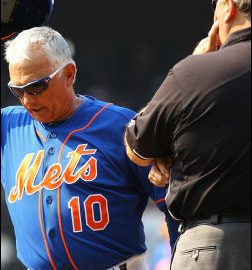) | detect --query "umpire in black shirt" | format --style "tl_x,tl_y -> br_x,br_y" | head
124,0 -> 251,269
